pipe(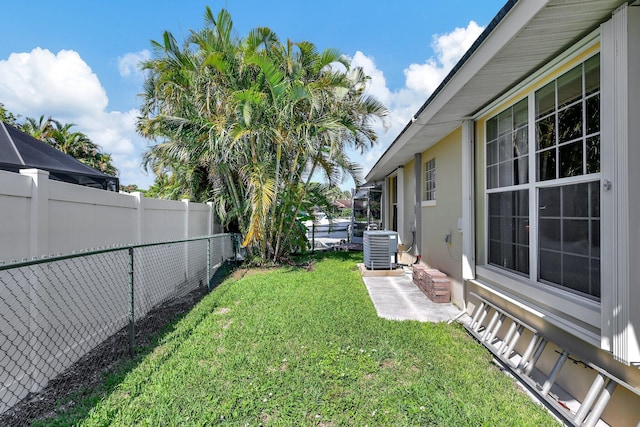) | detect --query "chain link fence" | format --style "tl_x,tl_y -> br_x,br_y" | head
306,222 -> 351,251
0,234 -> 237,423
